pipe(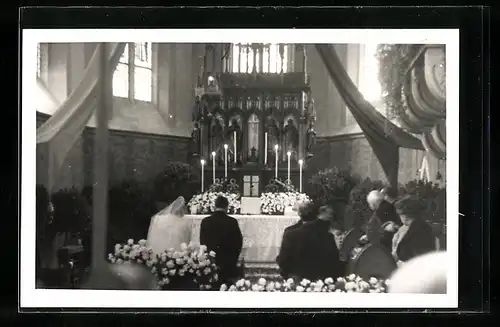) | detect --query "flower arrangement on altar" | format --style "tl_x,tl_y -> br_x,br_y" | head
220,274 -> 389,293
108,239 -> 219,290
260,192 -> 312,215
187,192 -> 241,214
